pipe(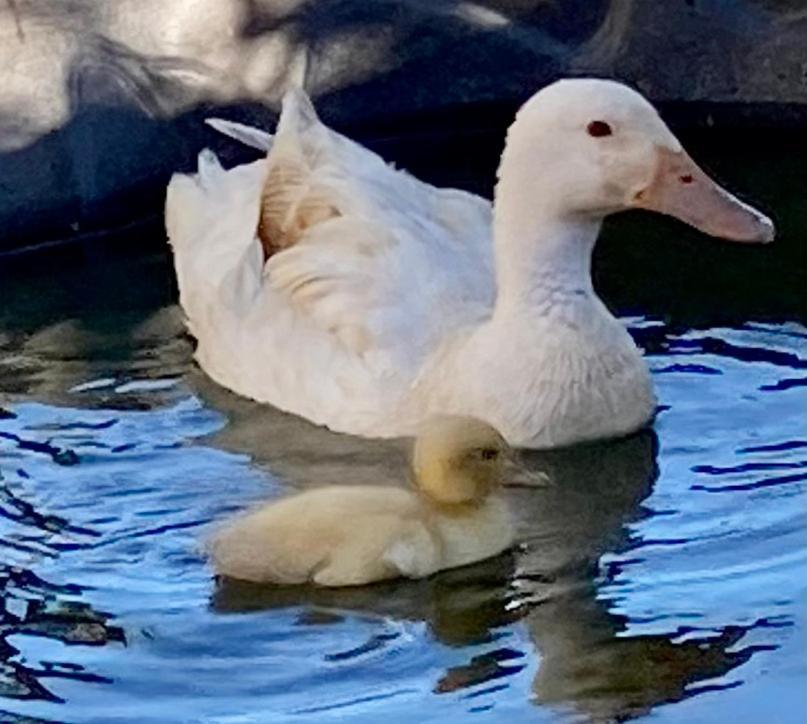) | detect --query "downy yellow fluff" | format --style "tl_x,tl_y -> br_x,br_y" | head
207,417 -> 514,586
